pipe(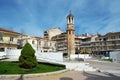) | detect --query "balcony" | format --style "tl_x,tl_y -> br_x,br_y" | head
80,41 -> 91,44
107,38 -> 120,41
